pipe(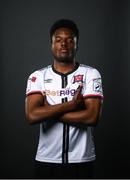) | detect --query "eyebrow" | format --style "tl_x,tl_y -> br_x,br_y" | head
54,35 -> 74,38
